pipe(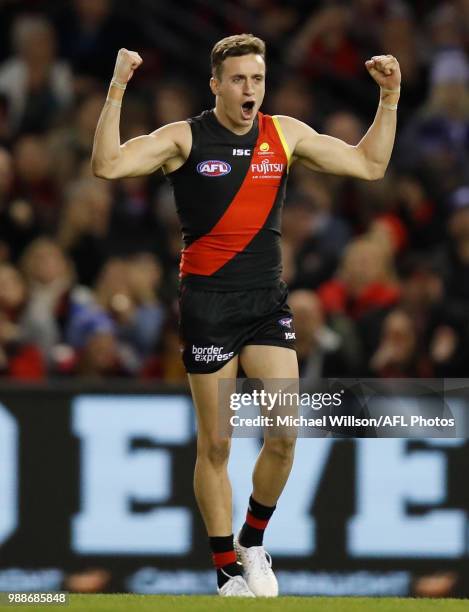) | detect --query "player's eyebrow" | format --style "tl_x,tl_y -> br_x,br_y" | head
230,73 -> 264,79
